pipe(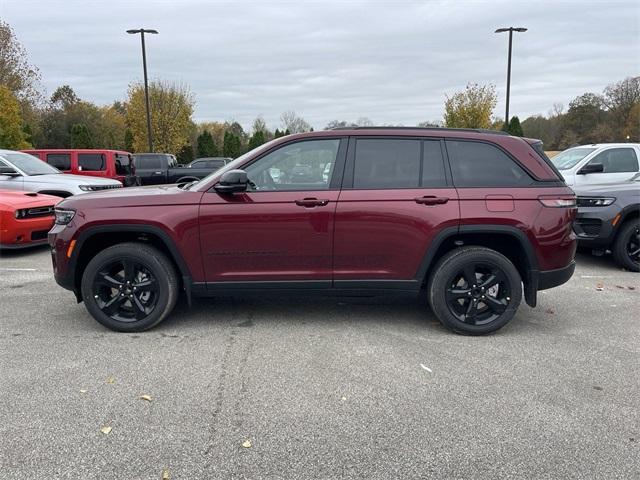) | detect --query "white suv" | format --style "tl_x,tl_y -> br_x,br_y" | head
551,143 -> 640,187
